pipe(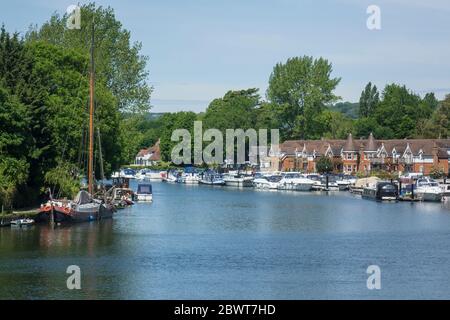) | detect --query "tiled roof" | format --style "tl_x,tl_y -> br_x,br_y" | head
343,133 -> 357,152
135,139 -> 161,161
280,137 -> 450,158
365,133 -> 377,151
